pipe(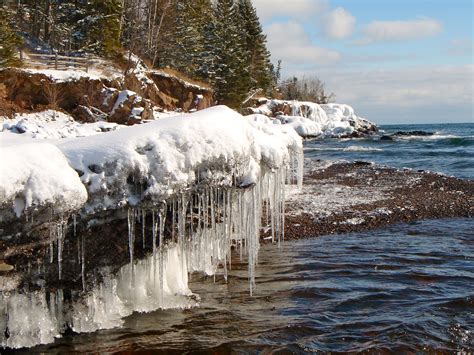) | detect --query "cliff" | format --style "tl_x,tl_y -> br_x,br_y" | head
0,62 -> 213,125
